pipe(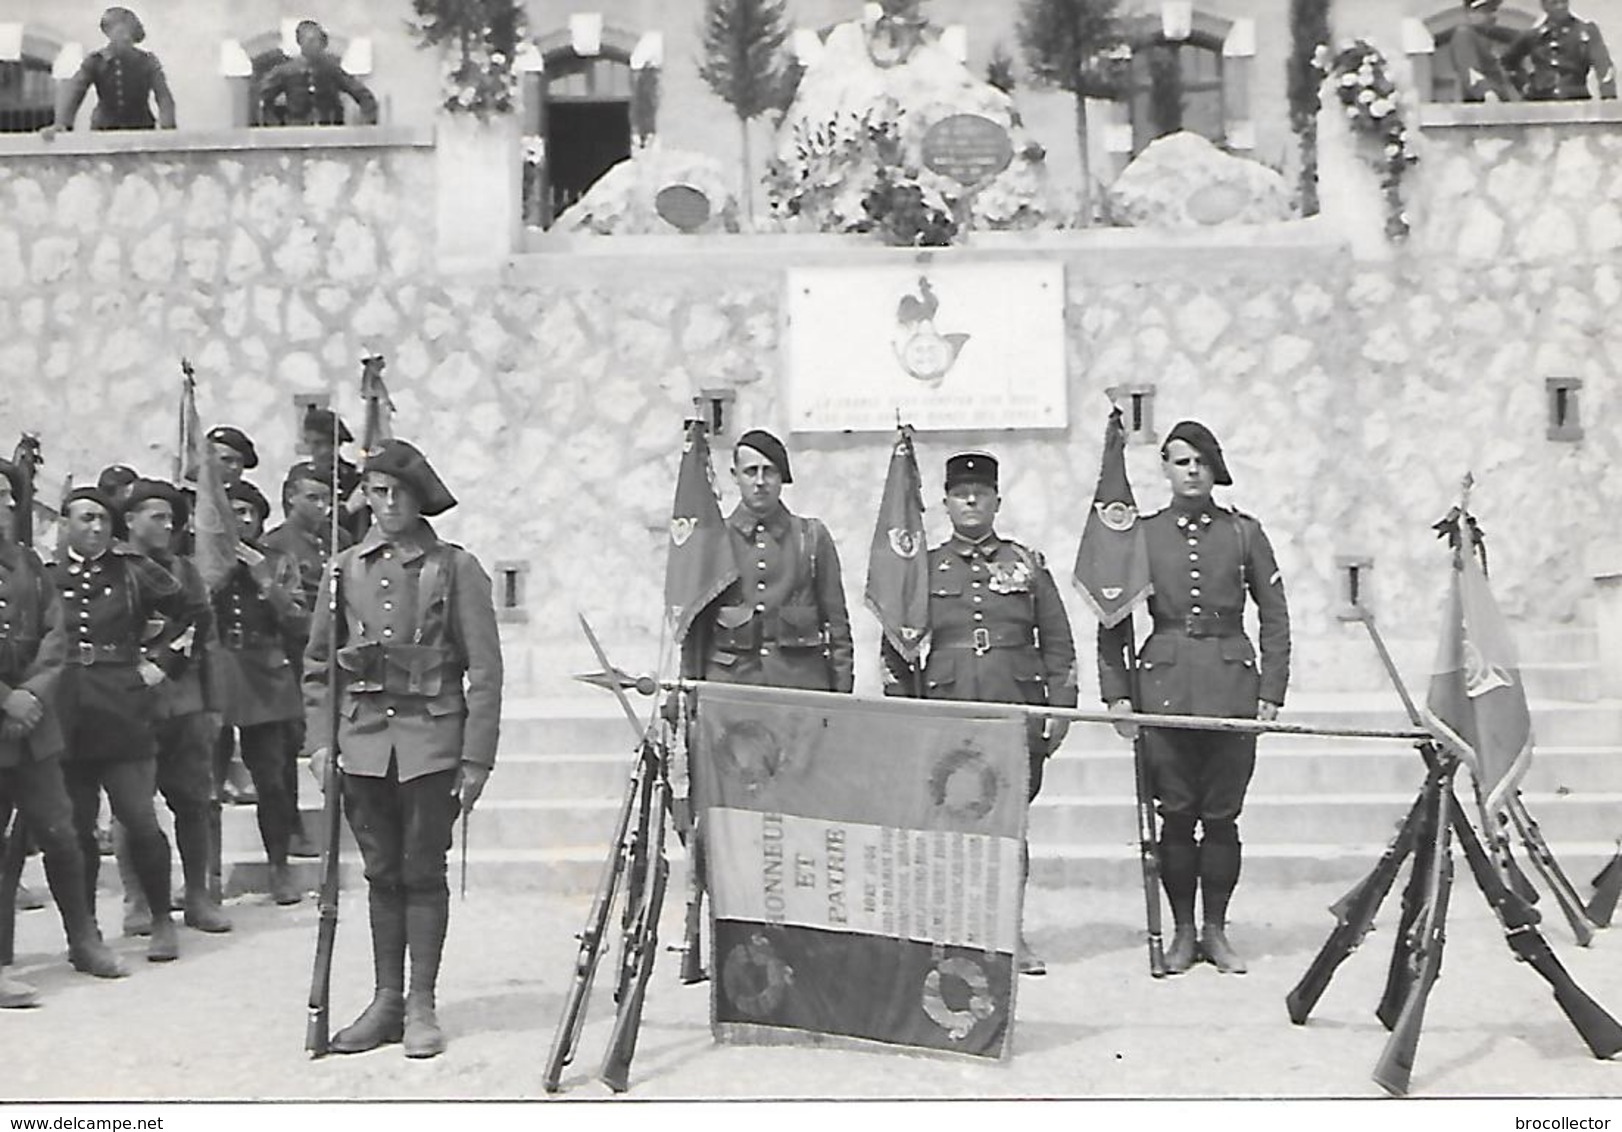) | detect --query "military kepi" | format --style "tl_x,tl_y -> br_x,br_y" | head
207,426 -> 260,469
1161,420 -> 1233,486
365,438 -> 457,516
945,451 -> 998,491
736,429 -> 793,484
